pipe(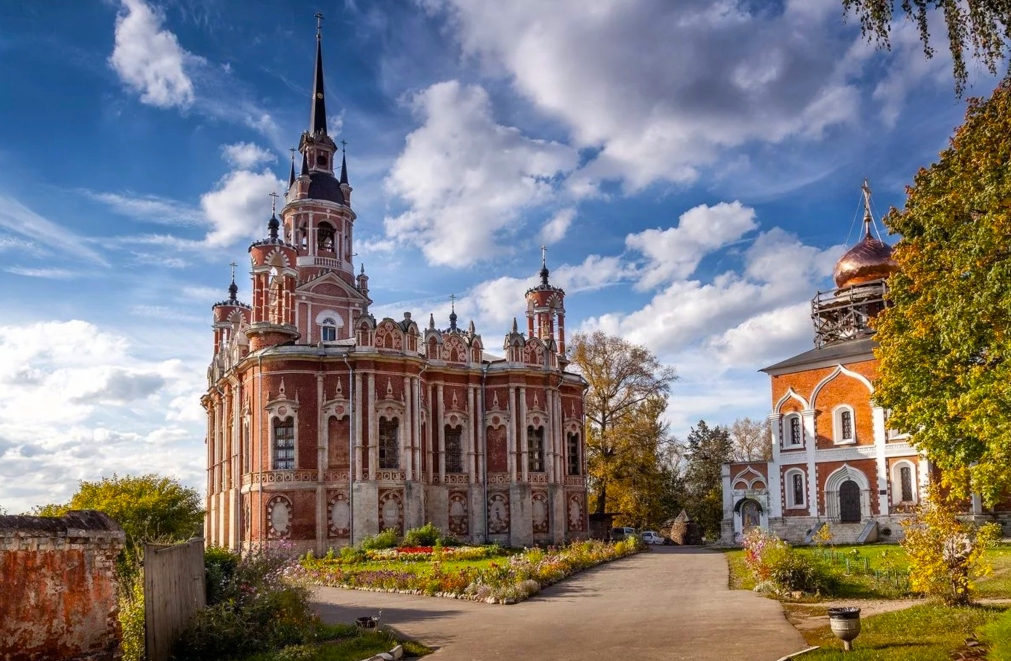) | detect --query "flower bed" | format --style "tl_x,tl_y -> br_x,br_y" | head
300,538 -> 646,604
